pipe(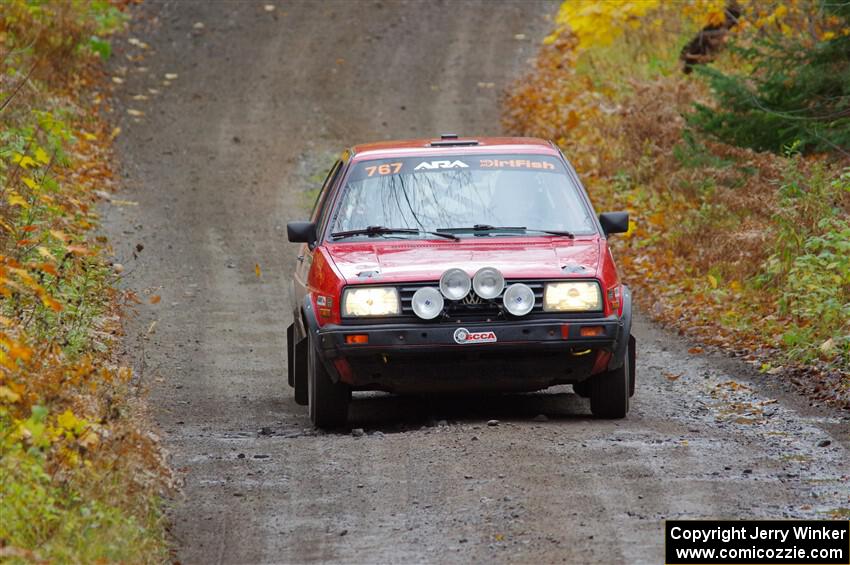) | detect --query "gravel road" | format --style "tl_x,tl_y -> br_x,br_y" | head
105,1 -> 850,563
